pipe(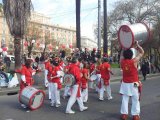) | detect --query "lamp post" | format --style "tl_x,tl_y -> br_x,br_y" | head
98,0 -> 101,50
103,0 -> 108,56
